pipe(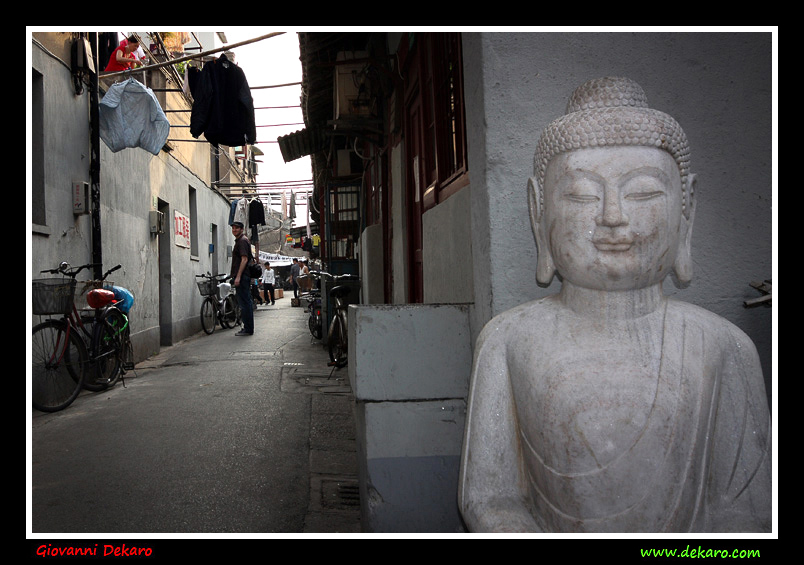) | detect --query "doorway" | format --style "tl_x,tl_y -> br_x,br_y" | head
157,199 -> 172,346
